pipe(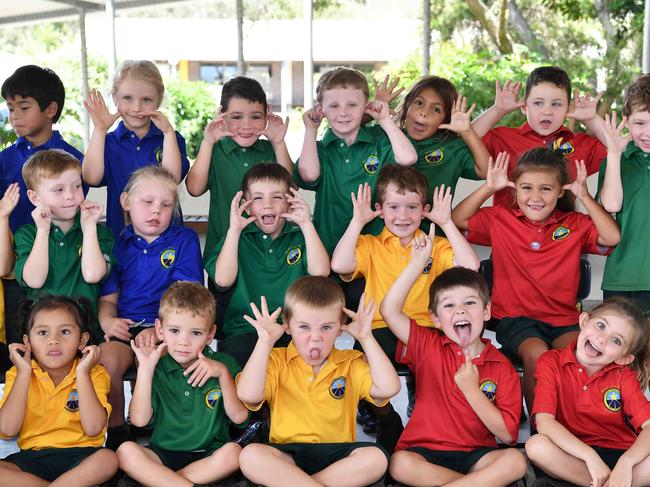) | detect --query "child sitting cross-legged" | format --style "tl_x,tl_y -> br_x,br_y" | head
237,276 -> 401,487
381,256 -> 526,486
